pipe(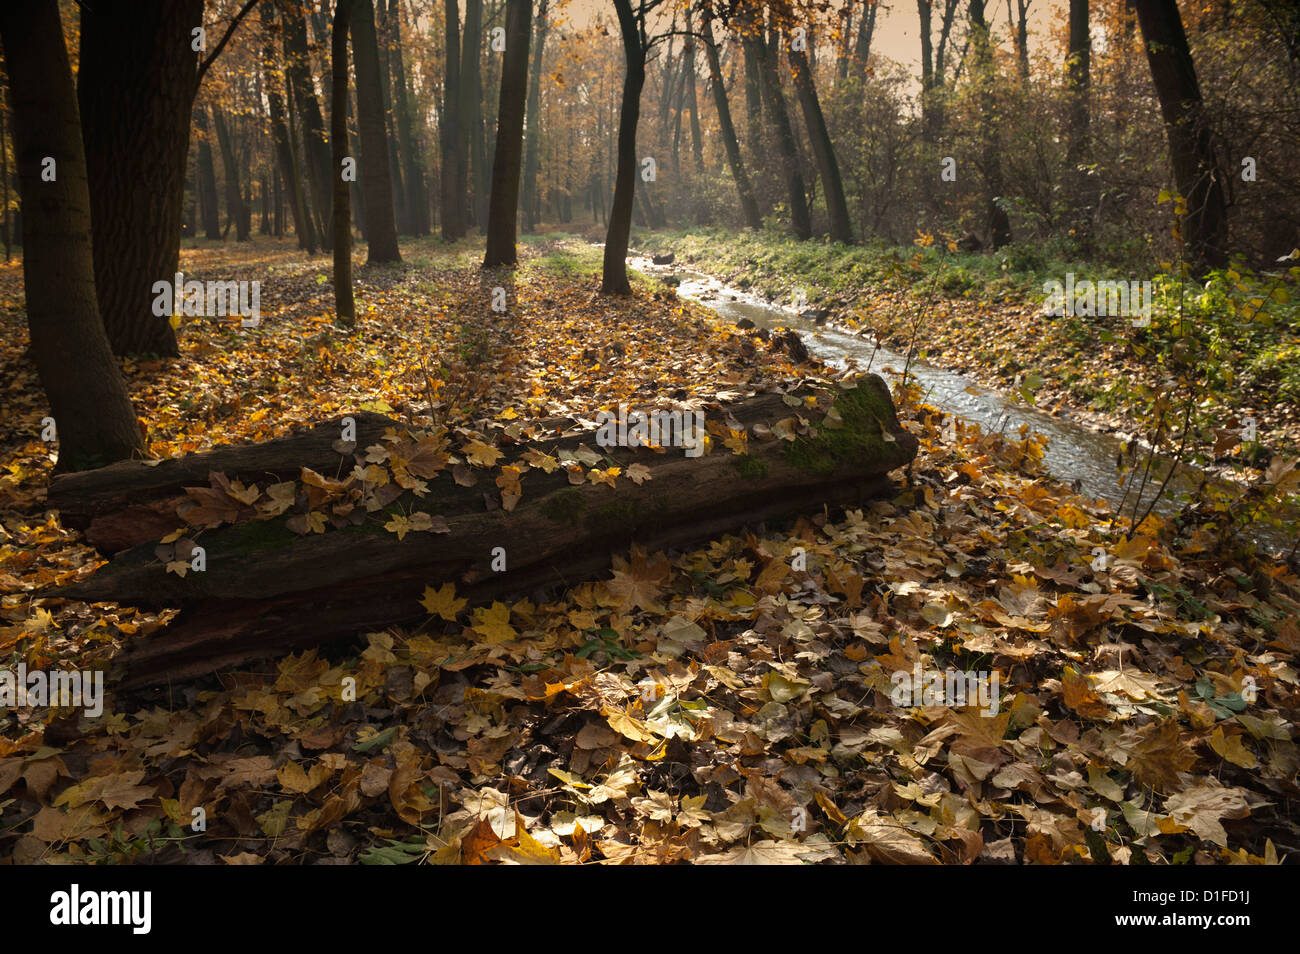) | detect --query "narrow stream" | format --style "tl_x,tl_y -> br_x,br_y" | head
627,254 -> 1198,522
